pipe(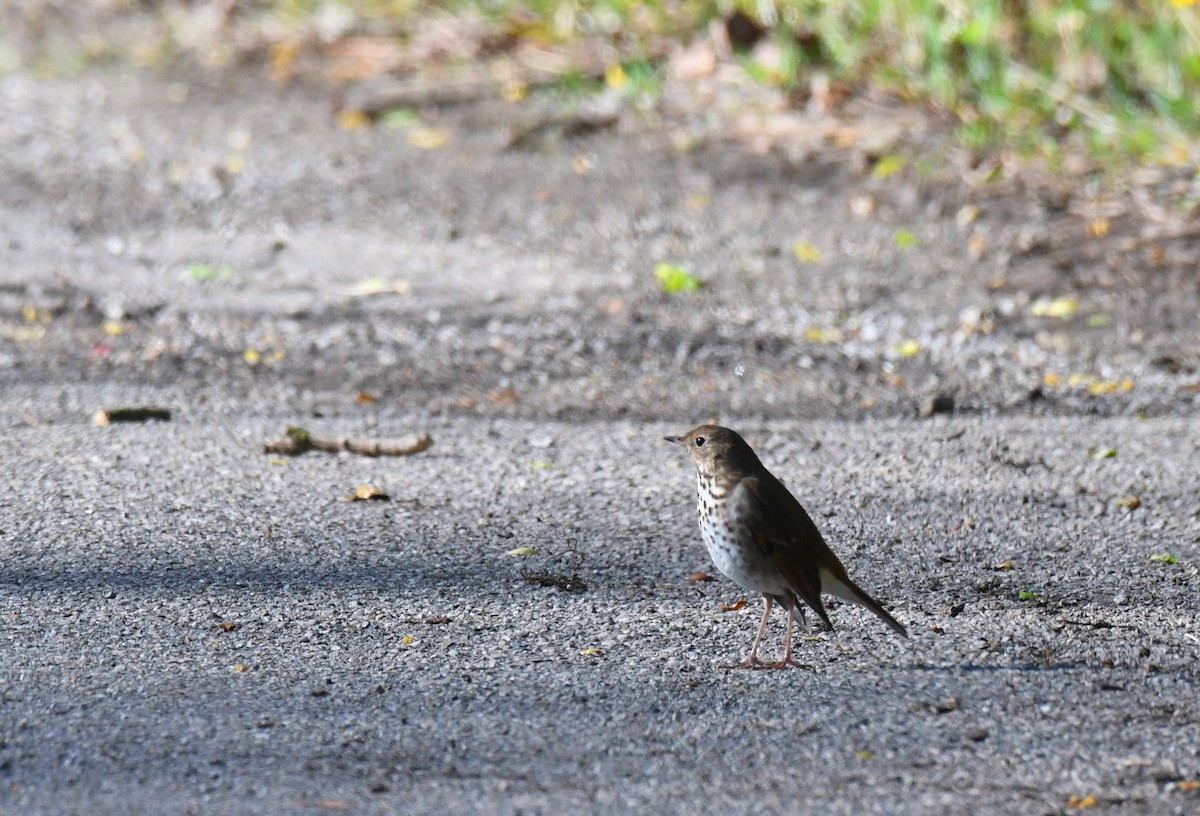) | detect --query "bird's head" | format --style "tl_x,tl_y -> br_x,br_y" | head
664,424 -> 757,476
